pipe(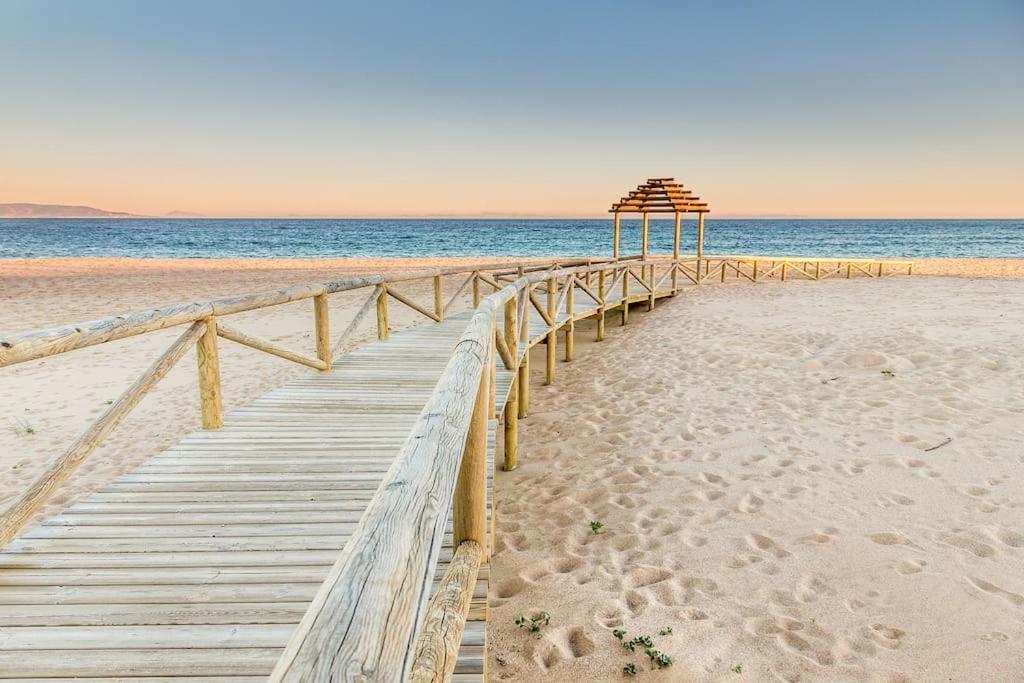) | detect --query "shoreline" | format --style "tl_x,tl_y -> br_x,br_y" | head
2,255 -> 1023,279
